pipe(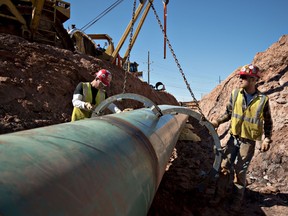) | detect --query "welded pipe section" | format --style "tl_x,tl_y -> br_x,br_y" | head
0,106 -> 187,216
